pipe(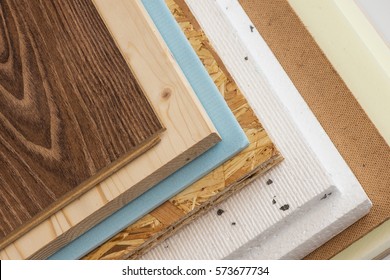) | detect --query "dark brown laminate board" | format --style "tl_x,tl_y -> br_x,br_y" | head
0,0 -> 163,246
